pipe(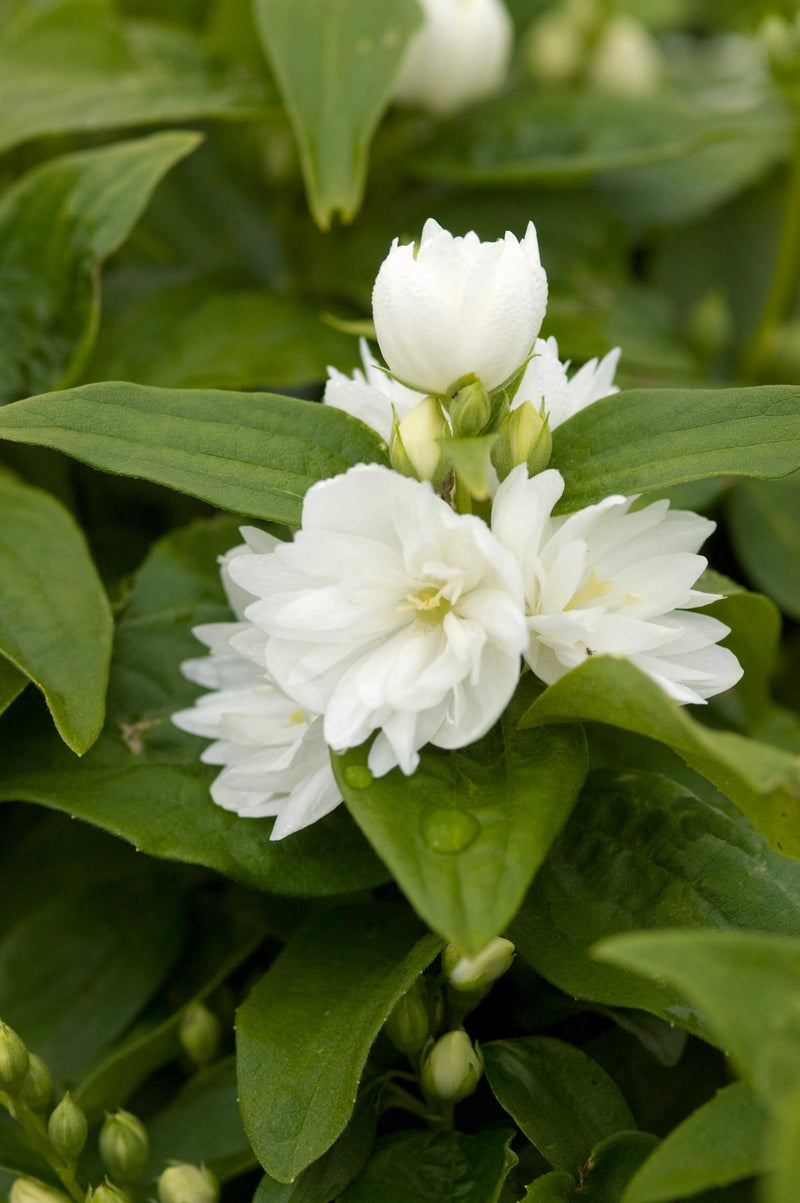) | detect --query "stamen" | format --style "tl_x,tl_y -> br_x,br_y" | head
565,570 -> 612,611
